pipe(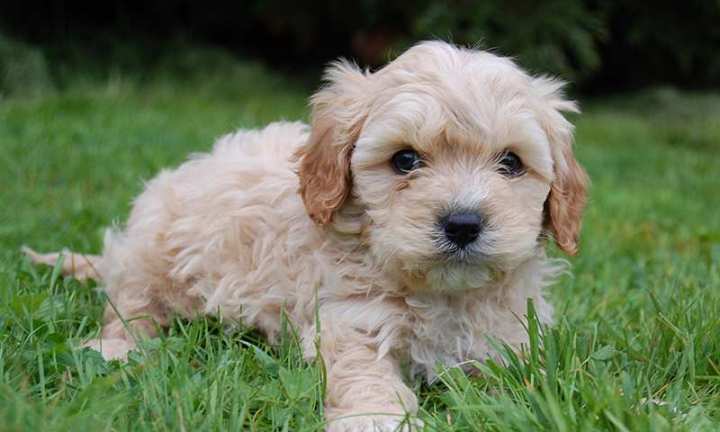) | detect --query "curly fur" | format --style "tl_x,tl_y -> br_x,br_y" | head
25,41 -> 587,431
